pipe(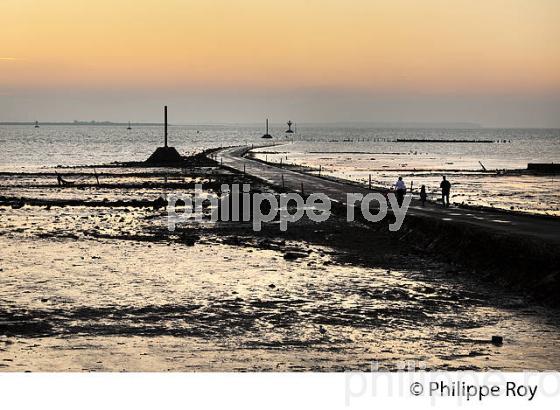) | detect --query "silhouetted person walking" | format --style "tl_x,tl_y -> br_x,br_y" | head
440,176 -> 451,207
420,185 -> 427,206
394,176 -> 406,206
